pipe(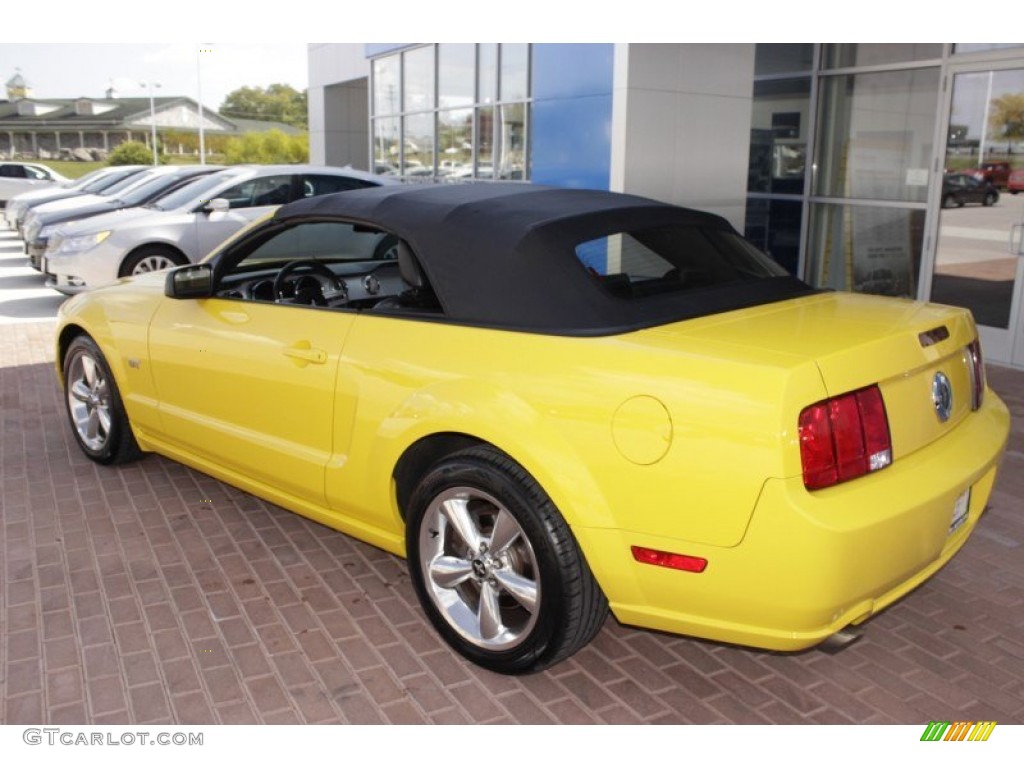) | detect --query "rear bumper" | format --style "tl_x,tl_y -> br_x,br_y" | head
581,389 -> 1011,651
